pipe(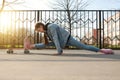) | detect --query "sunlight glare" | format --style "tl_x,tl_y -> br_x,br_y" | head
0,12 -> 13,33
